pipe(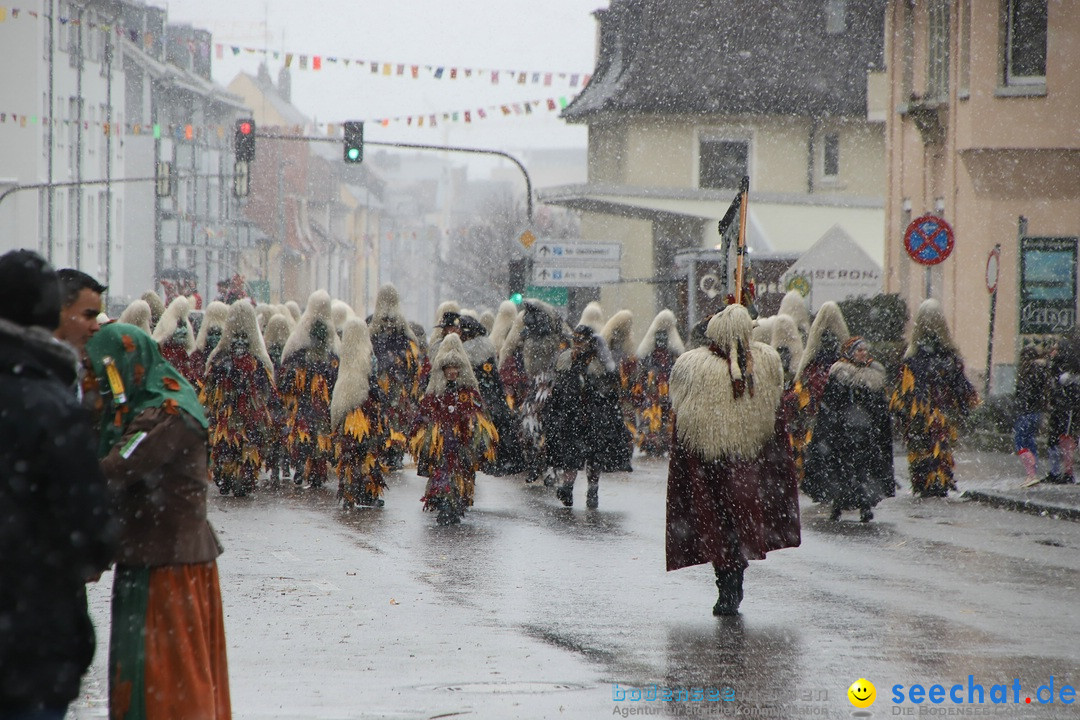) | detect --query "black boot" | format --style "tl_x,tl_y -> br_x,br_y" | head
712,567 -> 744,616
555,483 -> 574,507
586,481 -> 599,509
